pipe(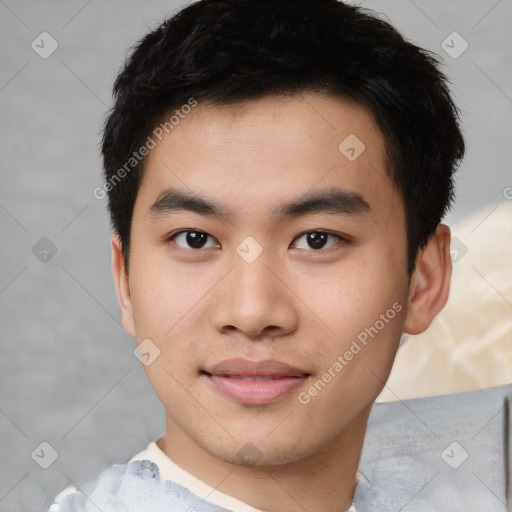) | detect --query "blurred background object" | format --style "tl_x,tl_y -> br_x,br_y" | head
377,200 -> 512,402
